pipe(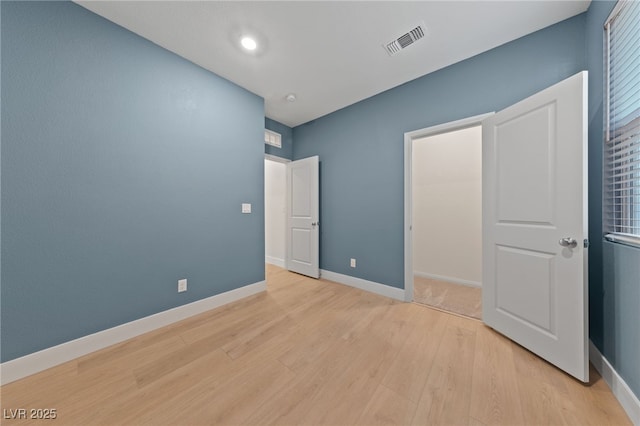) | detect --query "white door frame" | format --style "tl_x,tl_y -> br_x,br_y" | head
403,112 -> 494,302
